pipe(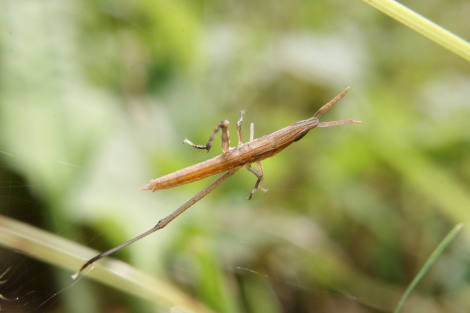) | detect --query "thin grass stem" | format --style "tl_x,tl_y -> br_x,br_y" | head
393,223 -> 464,313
